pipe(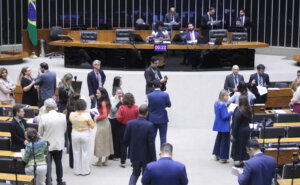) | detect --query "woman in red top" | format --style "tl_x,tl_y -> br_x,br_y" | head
117,93 -> 139,167
93,88 -> 114,167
